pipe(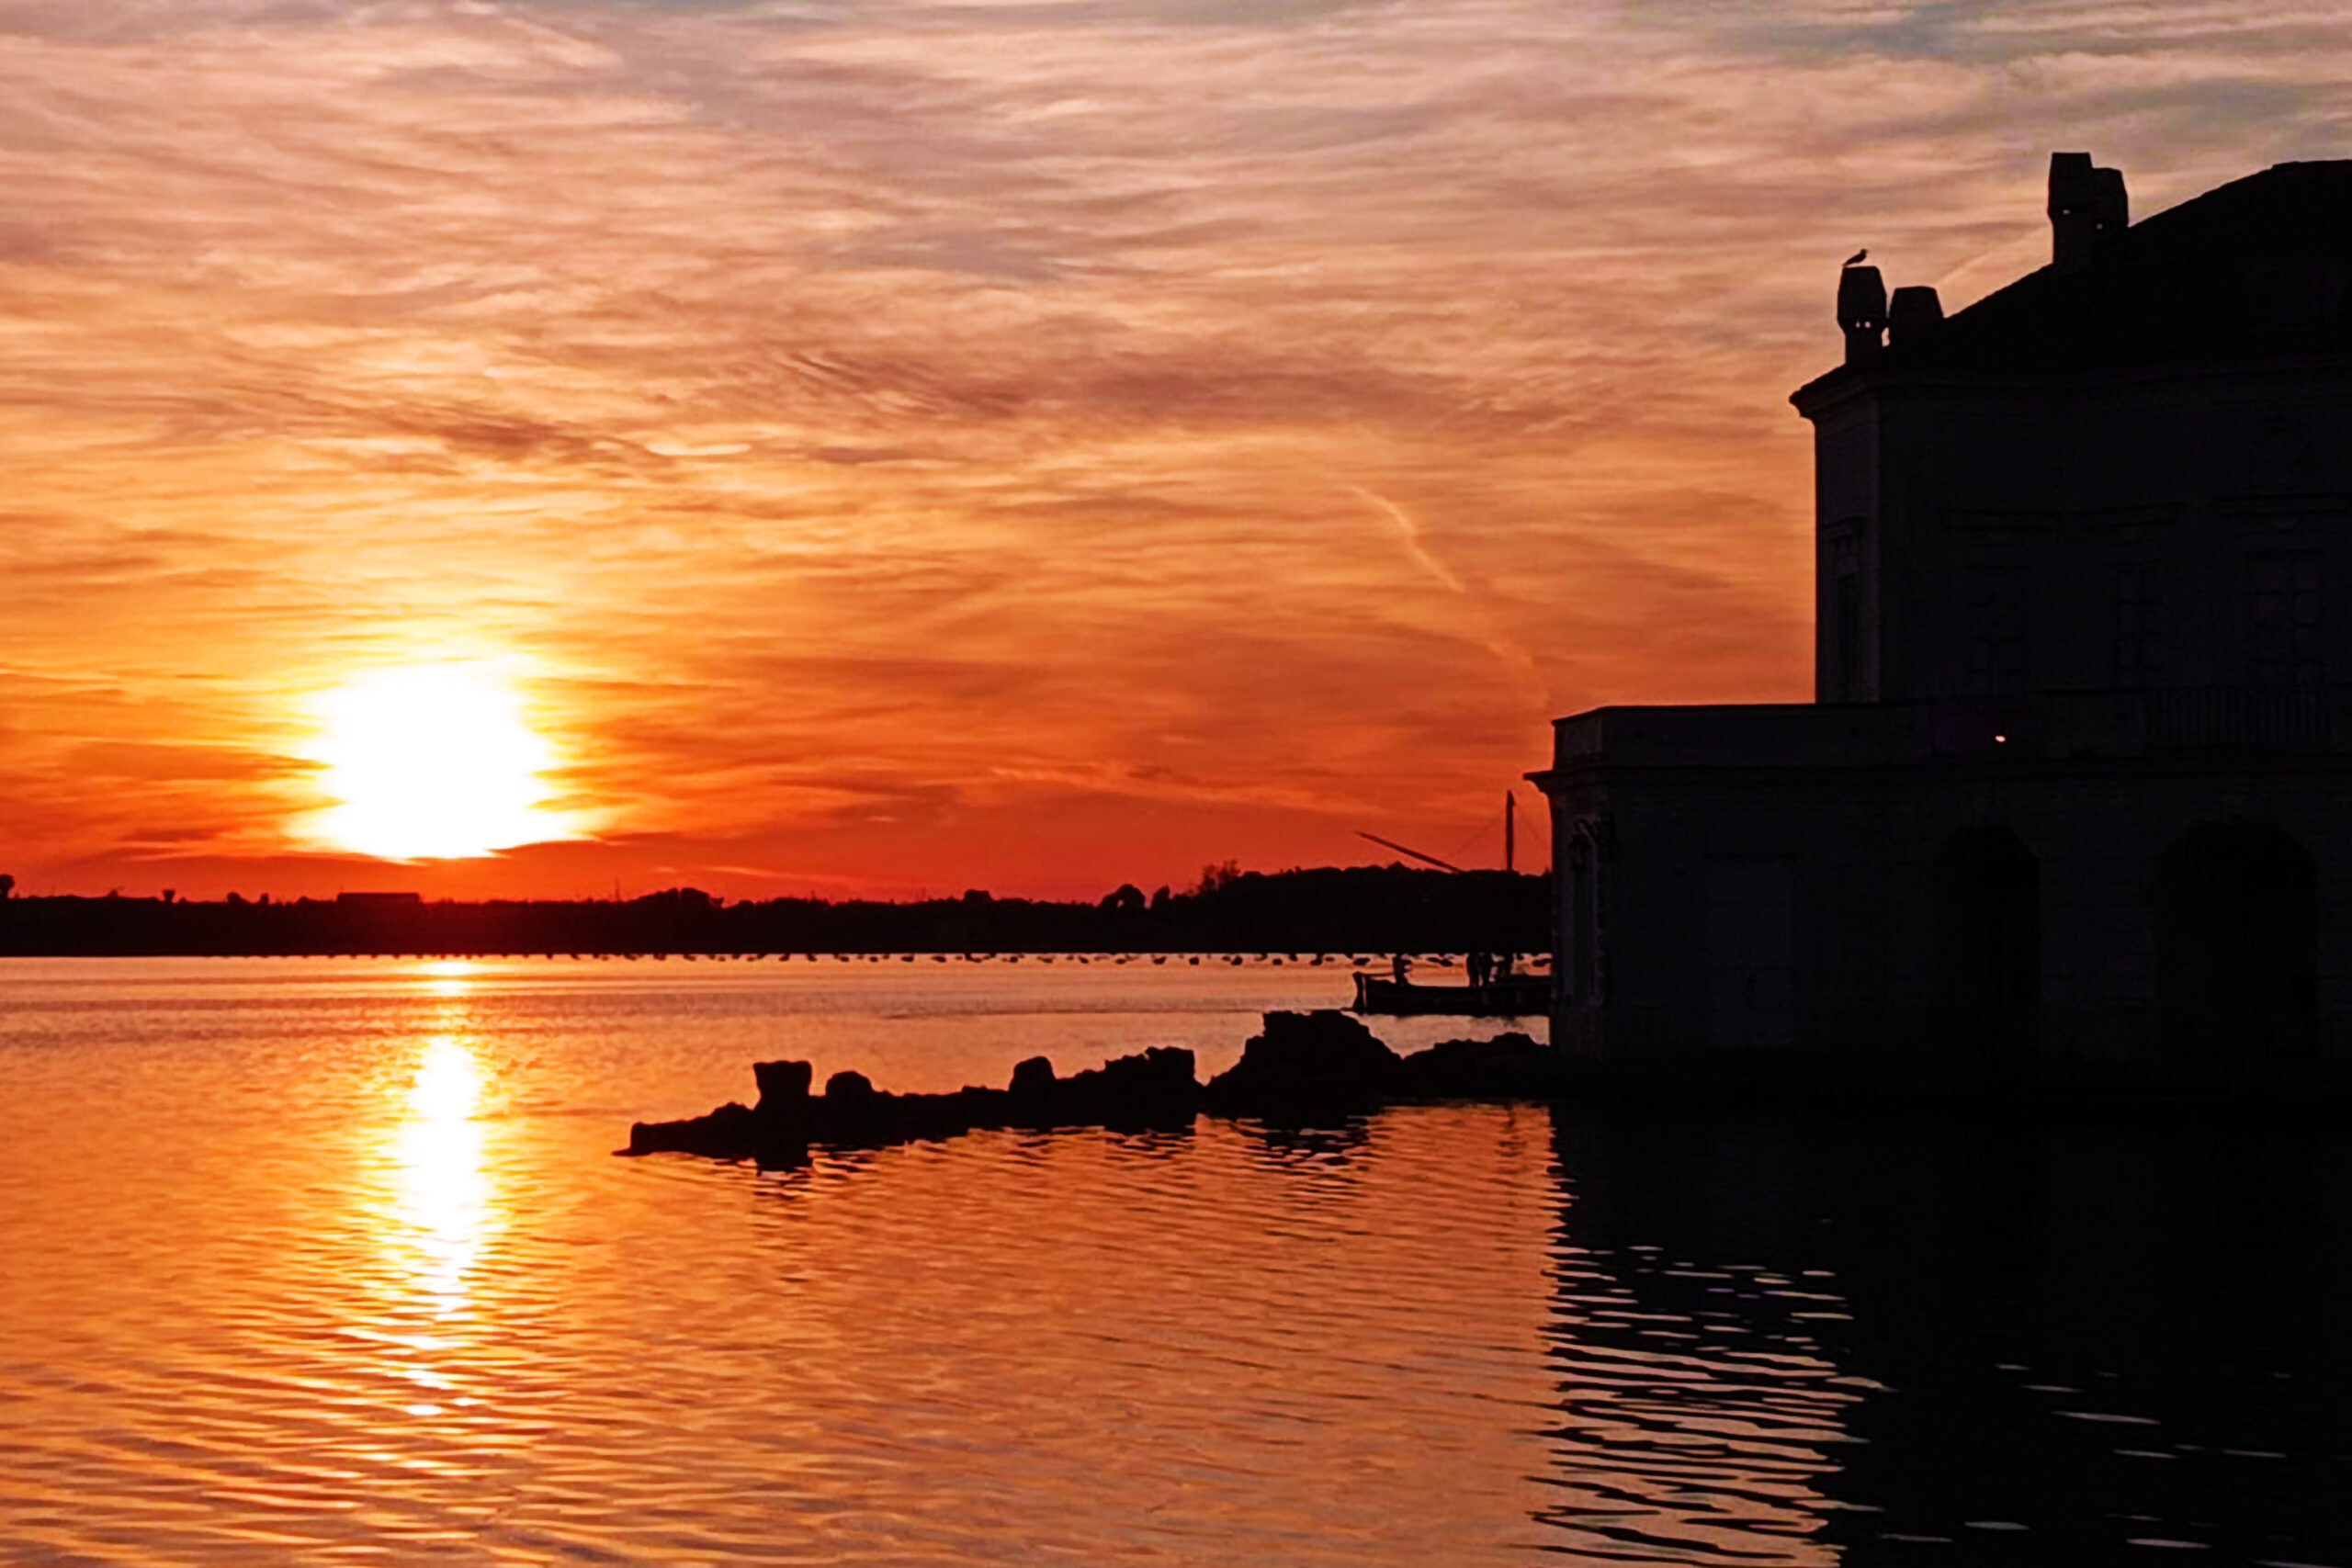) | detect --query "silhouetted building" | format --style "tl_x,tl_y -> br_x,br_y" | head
336,891 -> 424,908
1532,155 -> 2352,1075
